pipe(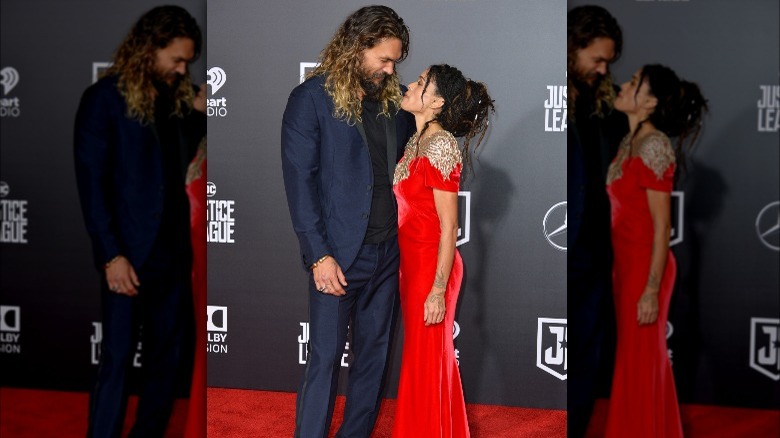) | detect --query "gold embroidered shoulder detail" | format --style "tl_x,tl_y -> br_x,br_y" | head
606,135 -> 631,185
393,133 -> 418,185
393,131 -> 462,185
418,130 -> 462,180
638,132 -> 675,180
